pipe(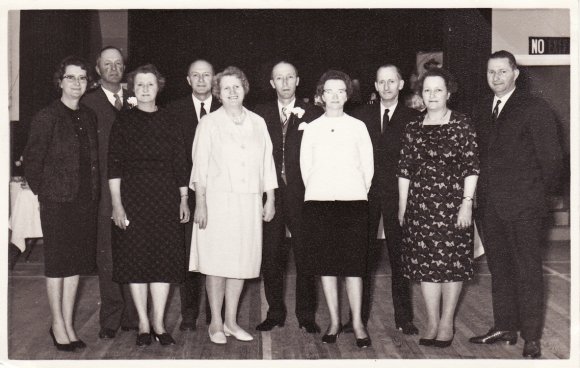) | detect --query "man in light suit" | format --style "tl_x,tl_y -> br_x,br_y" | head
351,65 -> 419,335
469,50 -> 563,359
253,61 -> 323,333
166,59 -> 221,331
82,46 -> 138,339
